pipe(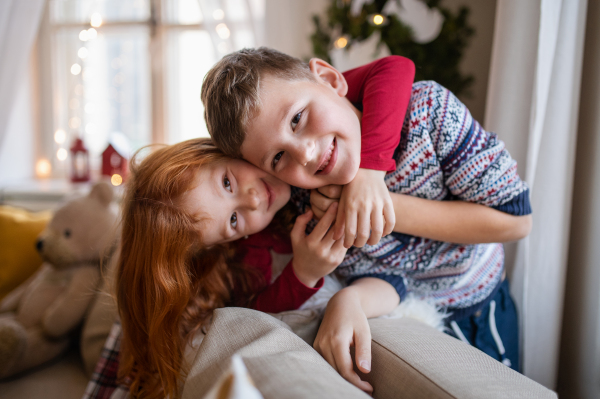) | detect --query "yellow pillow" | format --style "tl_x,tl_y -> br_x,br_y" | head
0,206 -> 52,301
